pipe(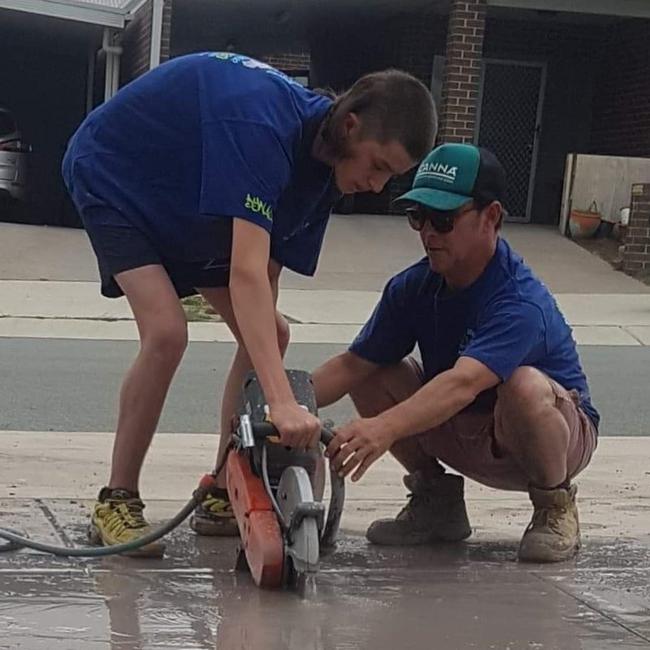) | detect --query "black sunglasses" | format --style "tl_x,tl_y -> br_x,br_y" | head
405,202 -> 477,234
